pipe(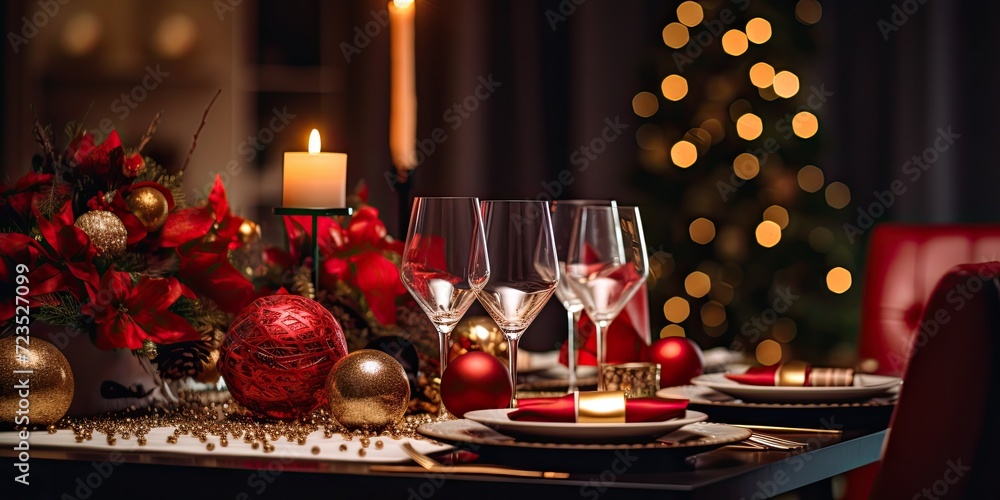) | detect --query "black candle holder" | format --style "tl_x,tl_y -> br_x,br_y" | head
272,207 -> 354,294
